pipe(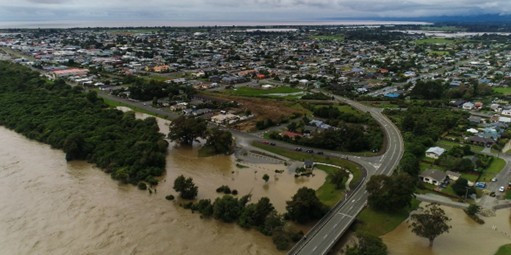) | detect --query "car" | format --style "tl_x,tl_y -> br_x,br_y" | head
475,182 -> 487,189
262,141 -> 269,145
306,149 -> 314,154
499,186 -> 505,192
295,147 -> 303,152
492,177 -> 498,182
270,142 -> 276,146
490,192 -> 496,197
316,151 -> 324,155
